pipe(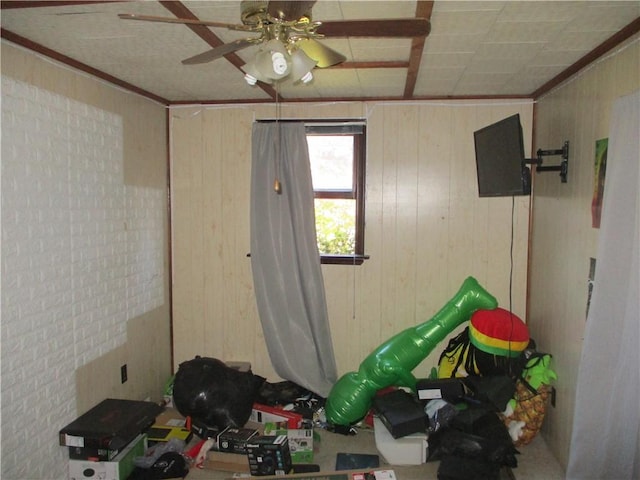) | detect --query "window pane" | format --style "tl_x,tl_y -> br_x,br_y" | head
314,198 -> 355,254
307,136 -> 353,190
